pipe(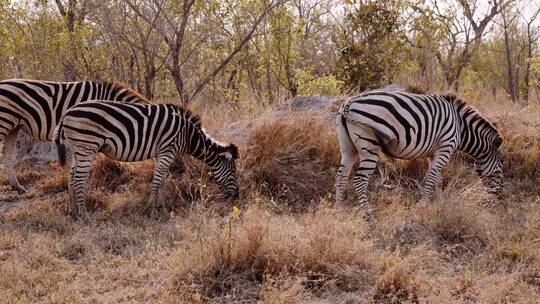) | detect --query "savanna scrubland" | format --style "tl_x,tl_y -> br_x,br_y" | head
0,95 -> 539,303
1,0 -> 540,303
